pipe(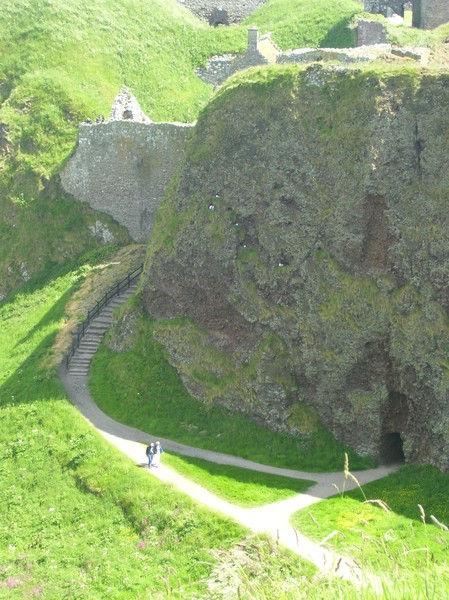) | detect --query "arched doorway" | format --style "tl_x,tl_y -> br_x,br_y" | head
380,431 -> 405,464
